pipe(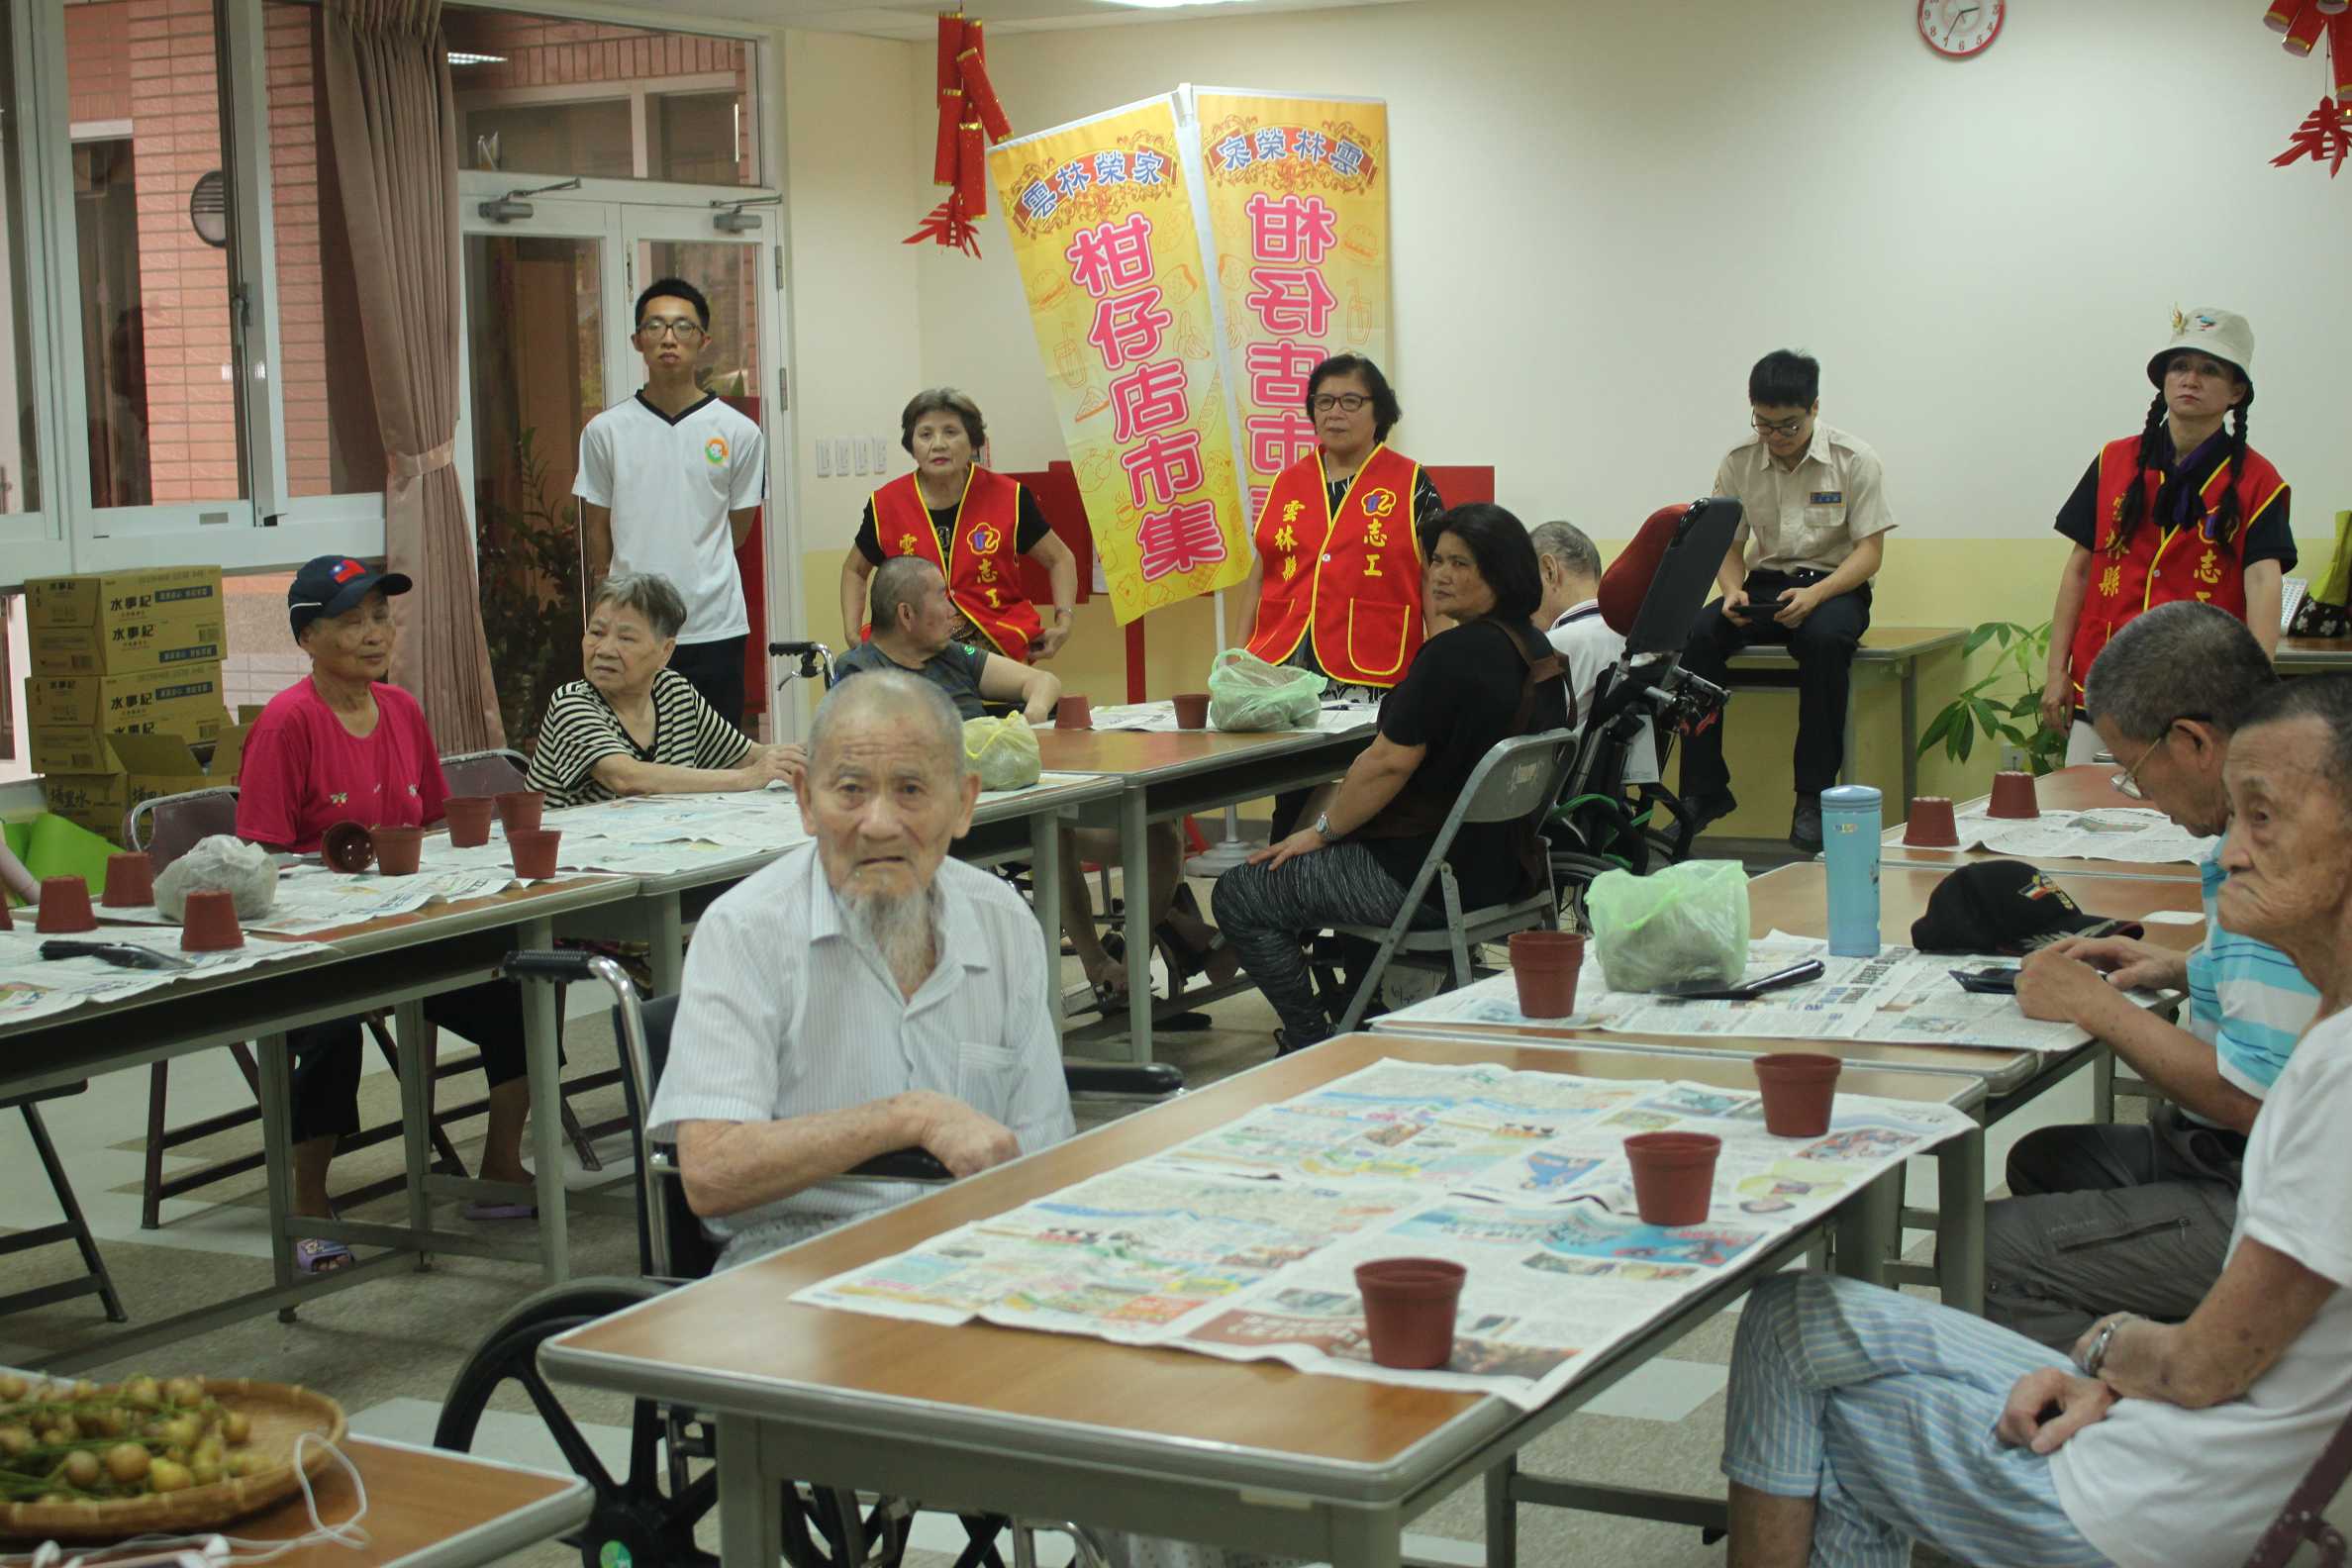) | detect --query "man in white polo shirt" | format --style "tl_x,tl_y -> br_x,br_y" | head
576,278 -> 767,728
